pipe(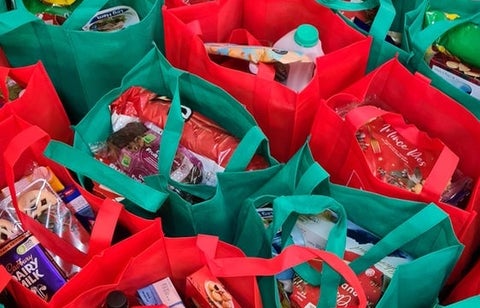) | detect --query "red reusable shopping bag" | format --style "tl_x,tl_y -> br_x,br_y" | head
445,258 -> 480,304
10,235 -> 365,308
0,218 -> 163,308
309,58 -> 480,288
0,62 -> 72,144
163,0 -> 371,162
0,120 -> 157,307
